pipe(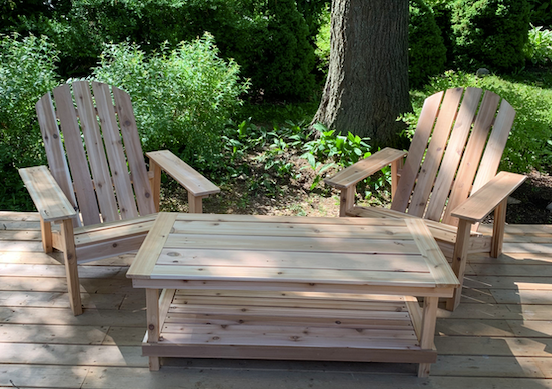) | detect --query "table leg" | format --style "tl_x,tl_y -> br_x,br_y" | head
146,288 -> 160,371
417,296 -> 438,377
